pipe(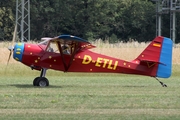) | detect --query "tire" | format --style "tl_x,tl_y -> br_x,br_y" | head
33,77 -> 40,86
36,77 -> 49,87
